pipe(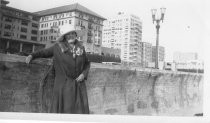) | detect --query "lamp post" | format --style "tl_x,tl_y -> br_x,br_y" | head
151,7 -> 166,69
